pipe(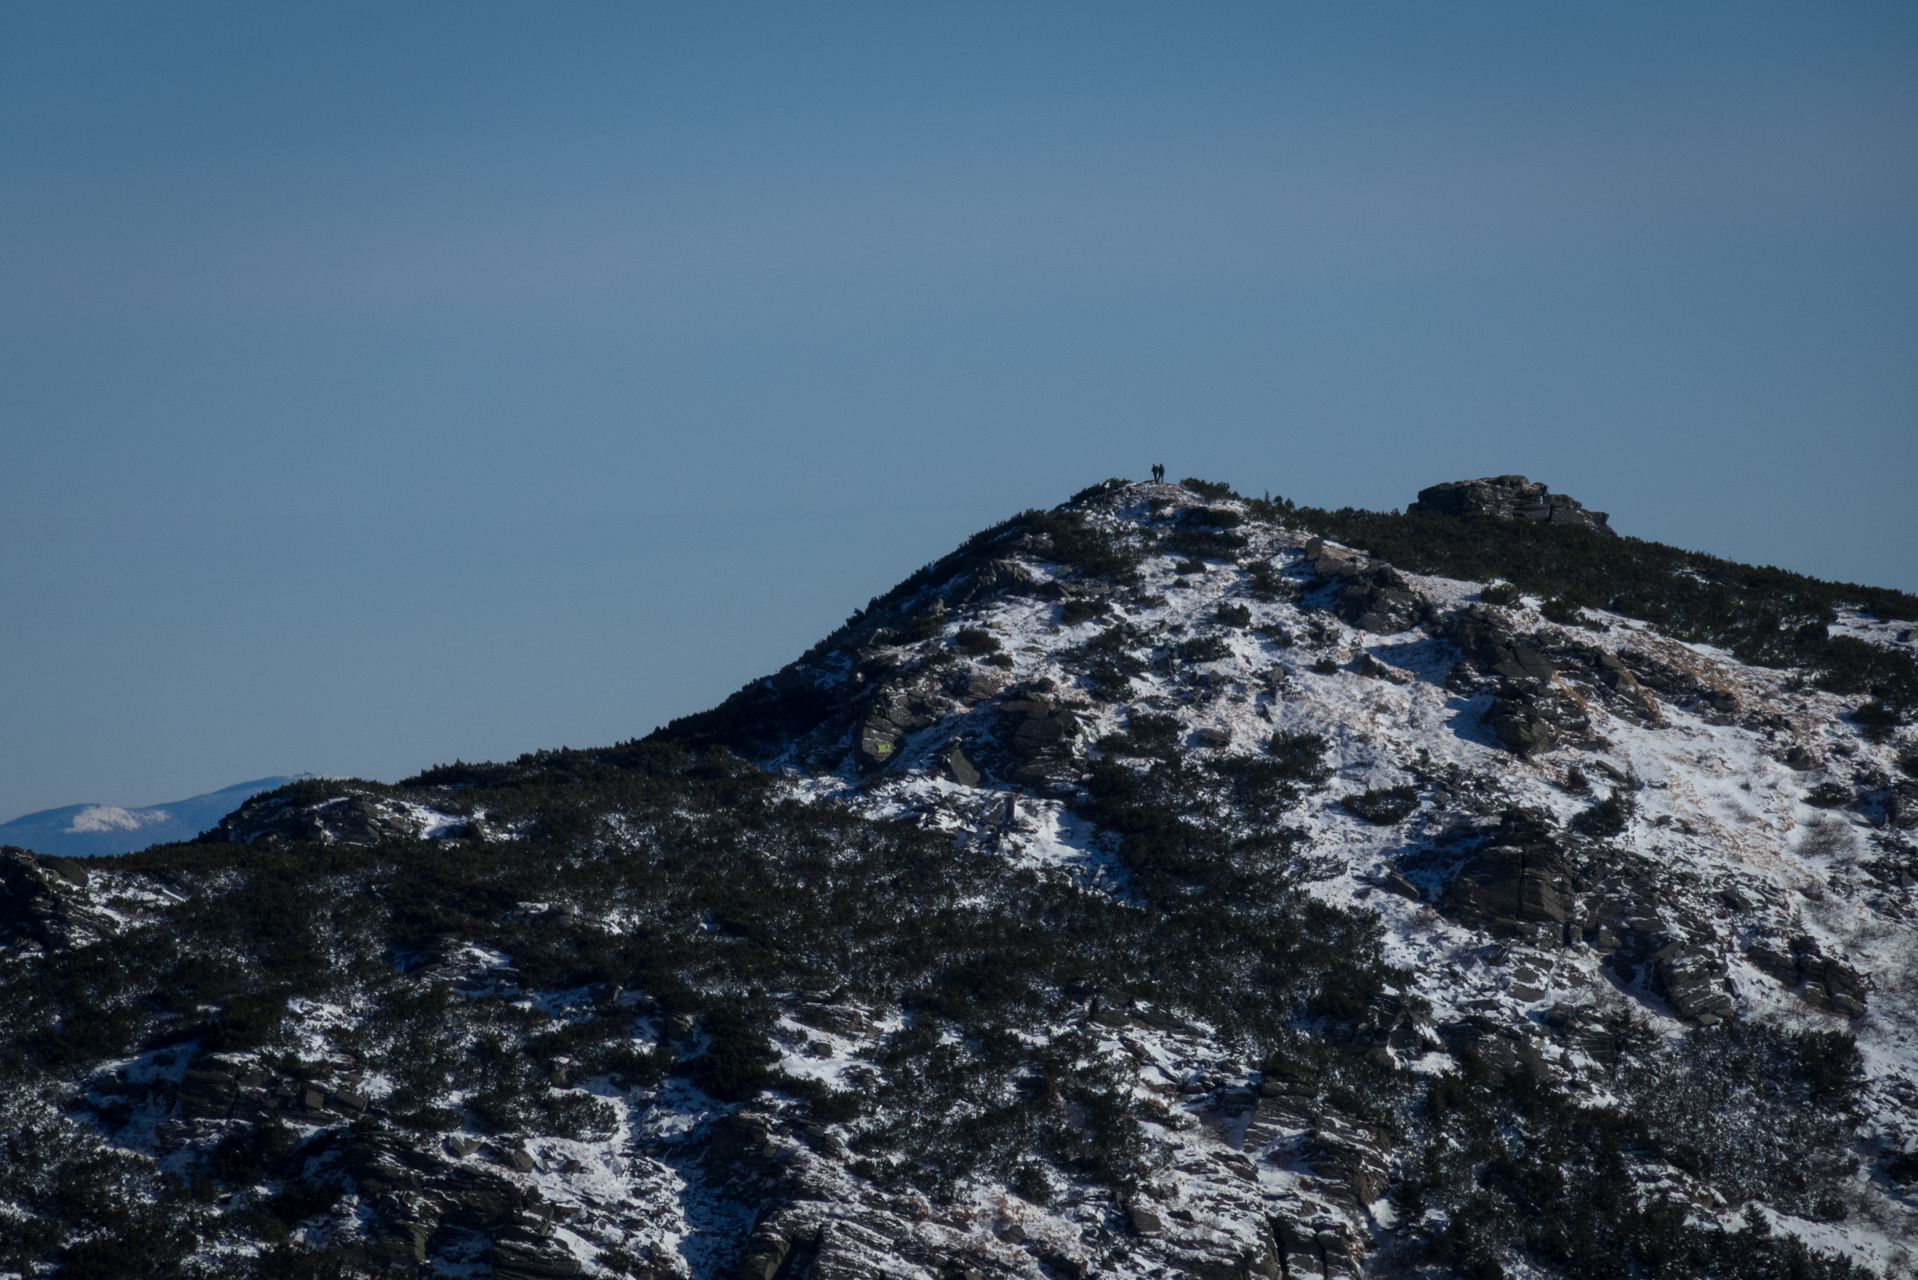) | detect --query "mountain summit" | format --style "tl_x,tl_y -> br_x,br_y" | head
1407,475 -> 1614,536
3,477 -> 1916,1280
